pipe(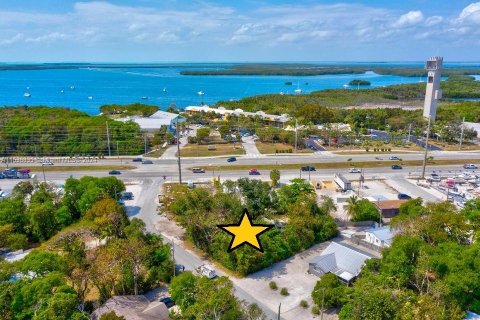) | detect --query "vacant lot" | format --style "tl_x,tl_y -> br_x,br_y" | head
178,143 -> 245,157
255,141 -> 313,154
